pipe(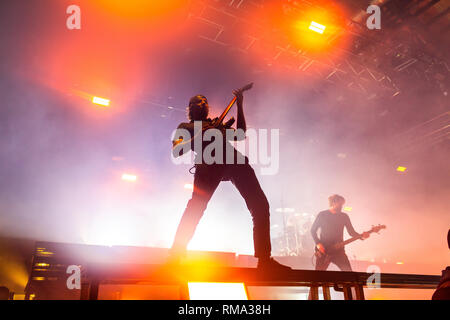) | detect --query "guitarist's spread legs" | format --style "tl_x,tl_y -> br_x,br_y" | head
171,163 -> 272,260
170,88 -> 291,271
